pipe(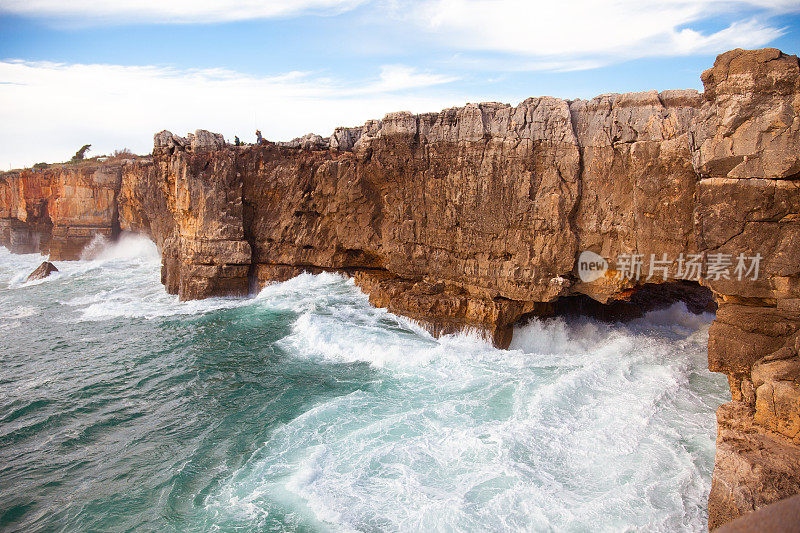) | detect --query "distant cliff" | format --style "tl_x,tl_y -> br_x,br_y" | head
1,48 -> 798,529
